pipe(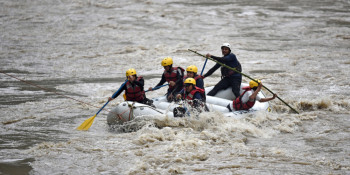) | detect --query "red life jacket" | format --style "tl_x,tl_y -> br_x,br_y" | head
232,86 -> 255,110
164,67 -> 184,90
183,75 -> 205,96
125,77 -> 145,102
184,86 -> 205,100
183,86 -> 206,106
